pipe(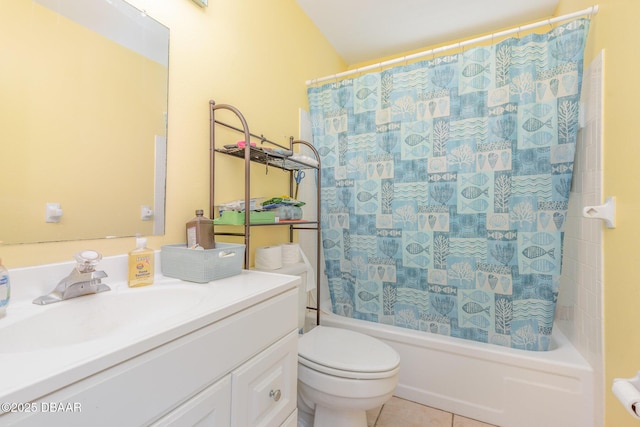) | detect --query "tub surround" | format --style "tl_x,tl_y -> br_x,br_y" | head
0,254 -> 300,425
